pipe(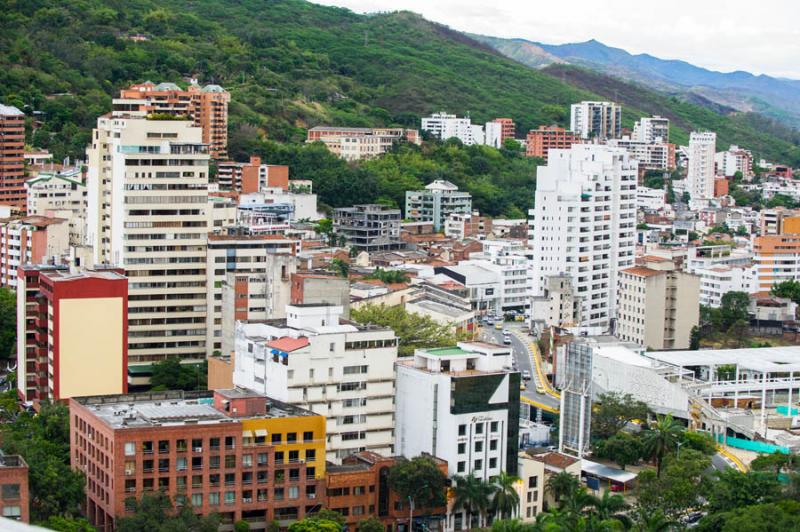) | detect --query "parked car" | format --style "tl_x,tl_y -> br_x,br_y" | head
522,370 -> 531,380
